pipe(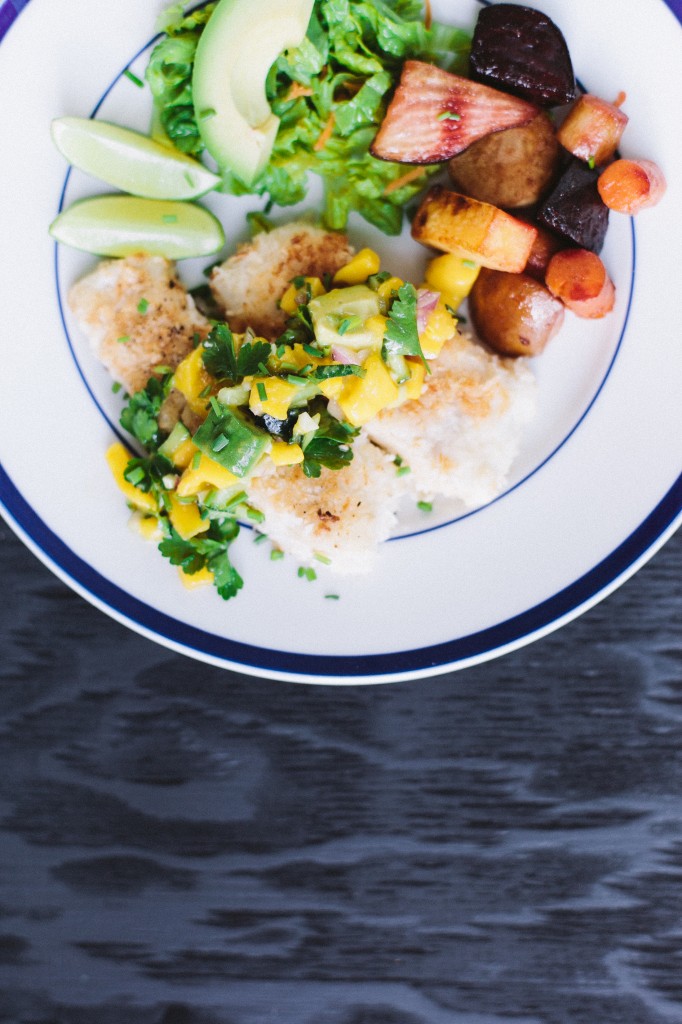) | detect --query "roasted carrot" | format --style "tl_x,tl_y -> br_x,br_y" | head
597,158 -> 667,214
545,248 -> 615,319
